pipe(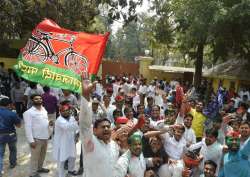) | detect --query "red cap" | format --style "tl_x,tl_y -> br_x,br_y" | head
59,104 -> 71,112
115,95 -> 124,102
115,117 -> 128,124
